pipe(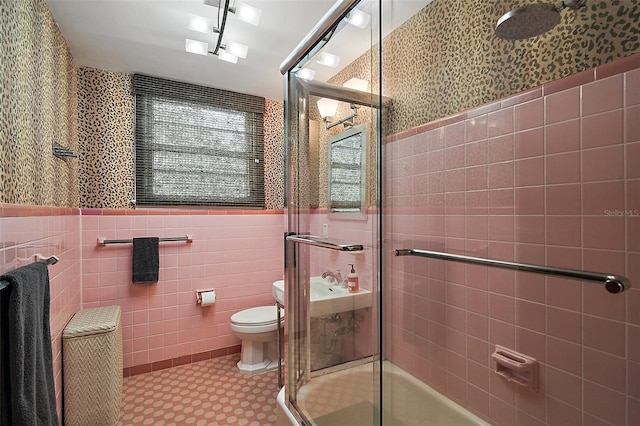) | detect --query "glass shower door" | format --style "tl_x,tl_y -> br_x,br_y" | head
282,0 -> 382,424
